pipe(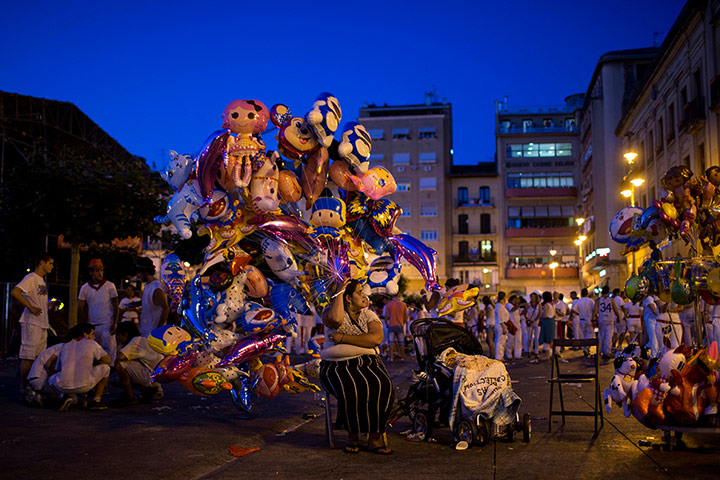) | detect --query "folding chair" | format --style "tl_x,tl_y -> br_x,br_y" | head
322,390 -> 335,448
548,338 -> 603,436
